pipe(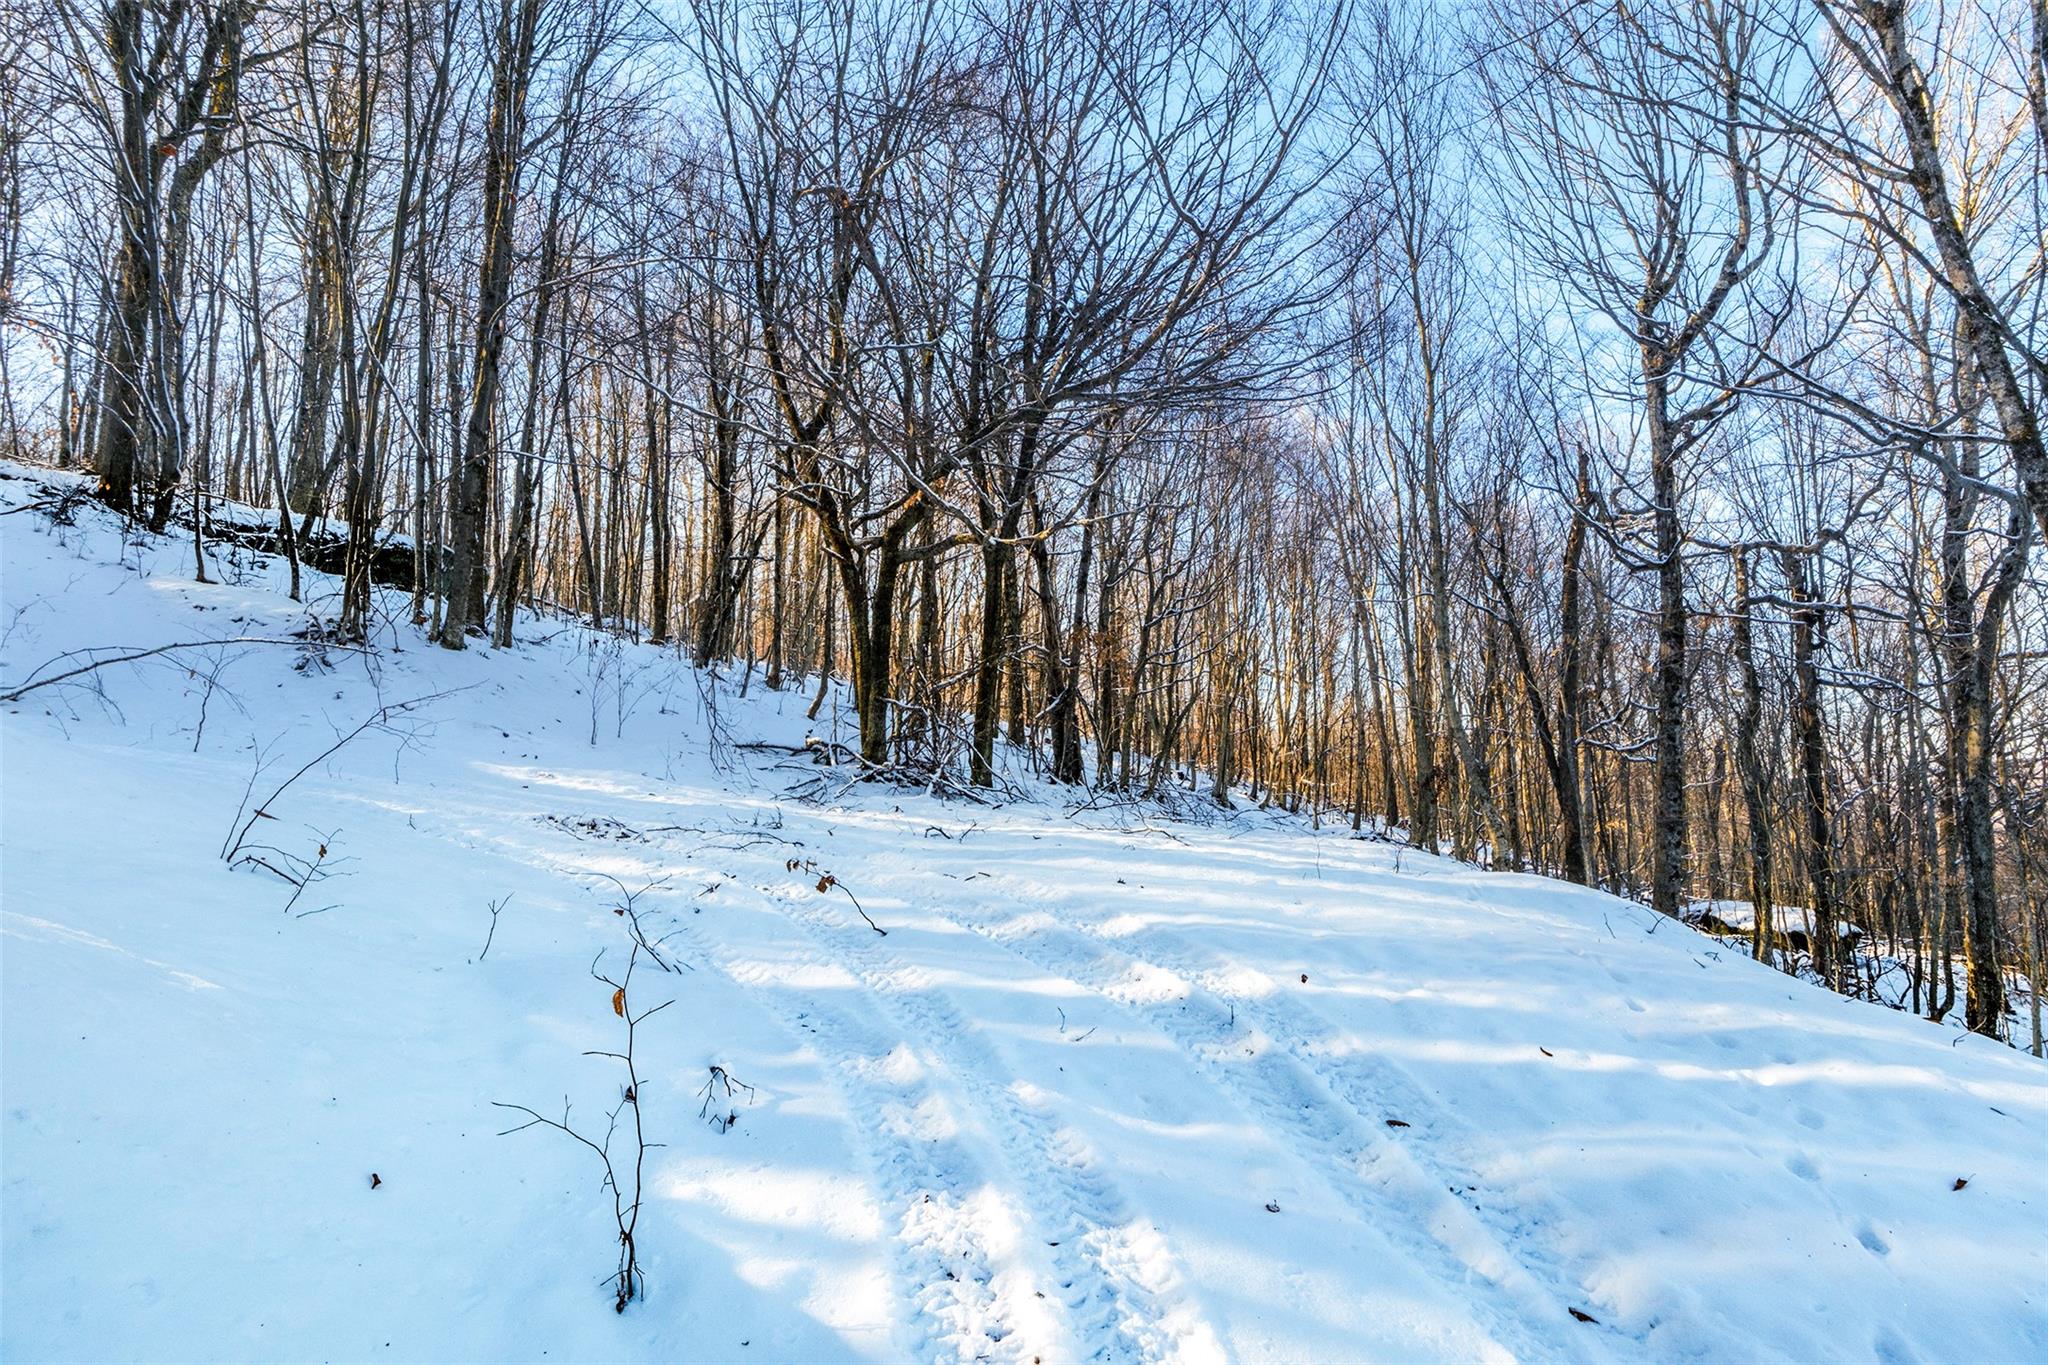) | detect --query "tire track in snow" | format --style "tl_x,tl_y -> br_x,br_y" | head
759,884 -> 1225,1365
657,905 -> 1053,1365
926,895 -> 1586,1365
524,823 -> 1059,1362
1069,915 -> 1633,1349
